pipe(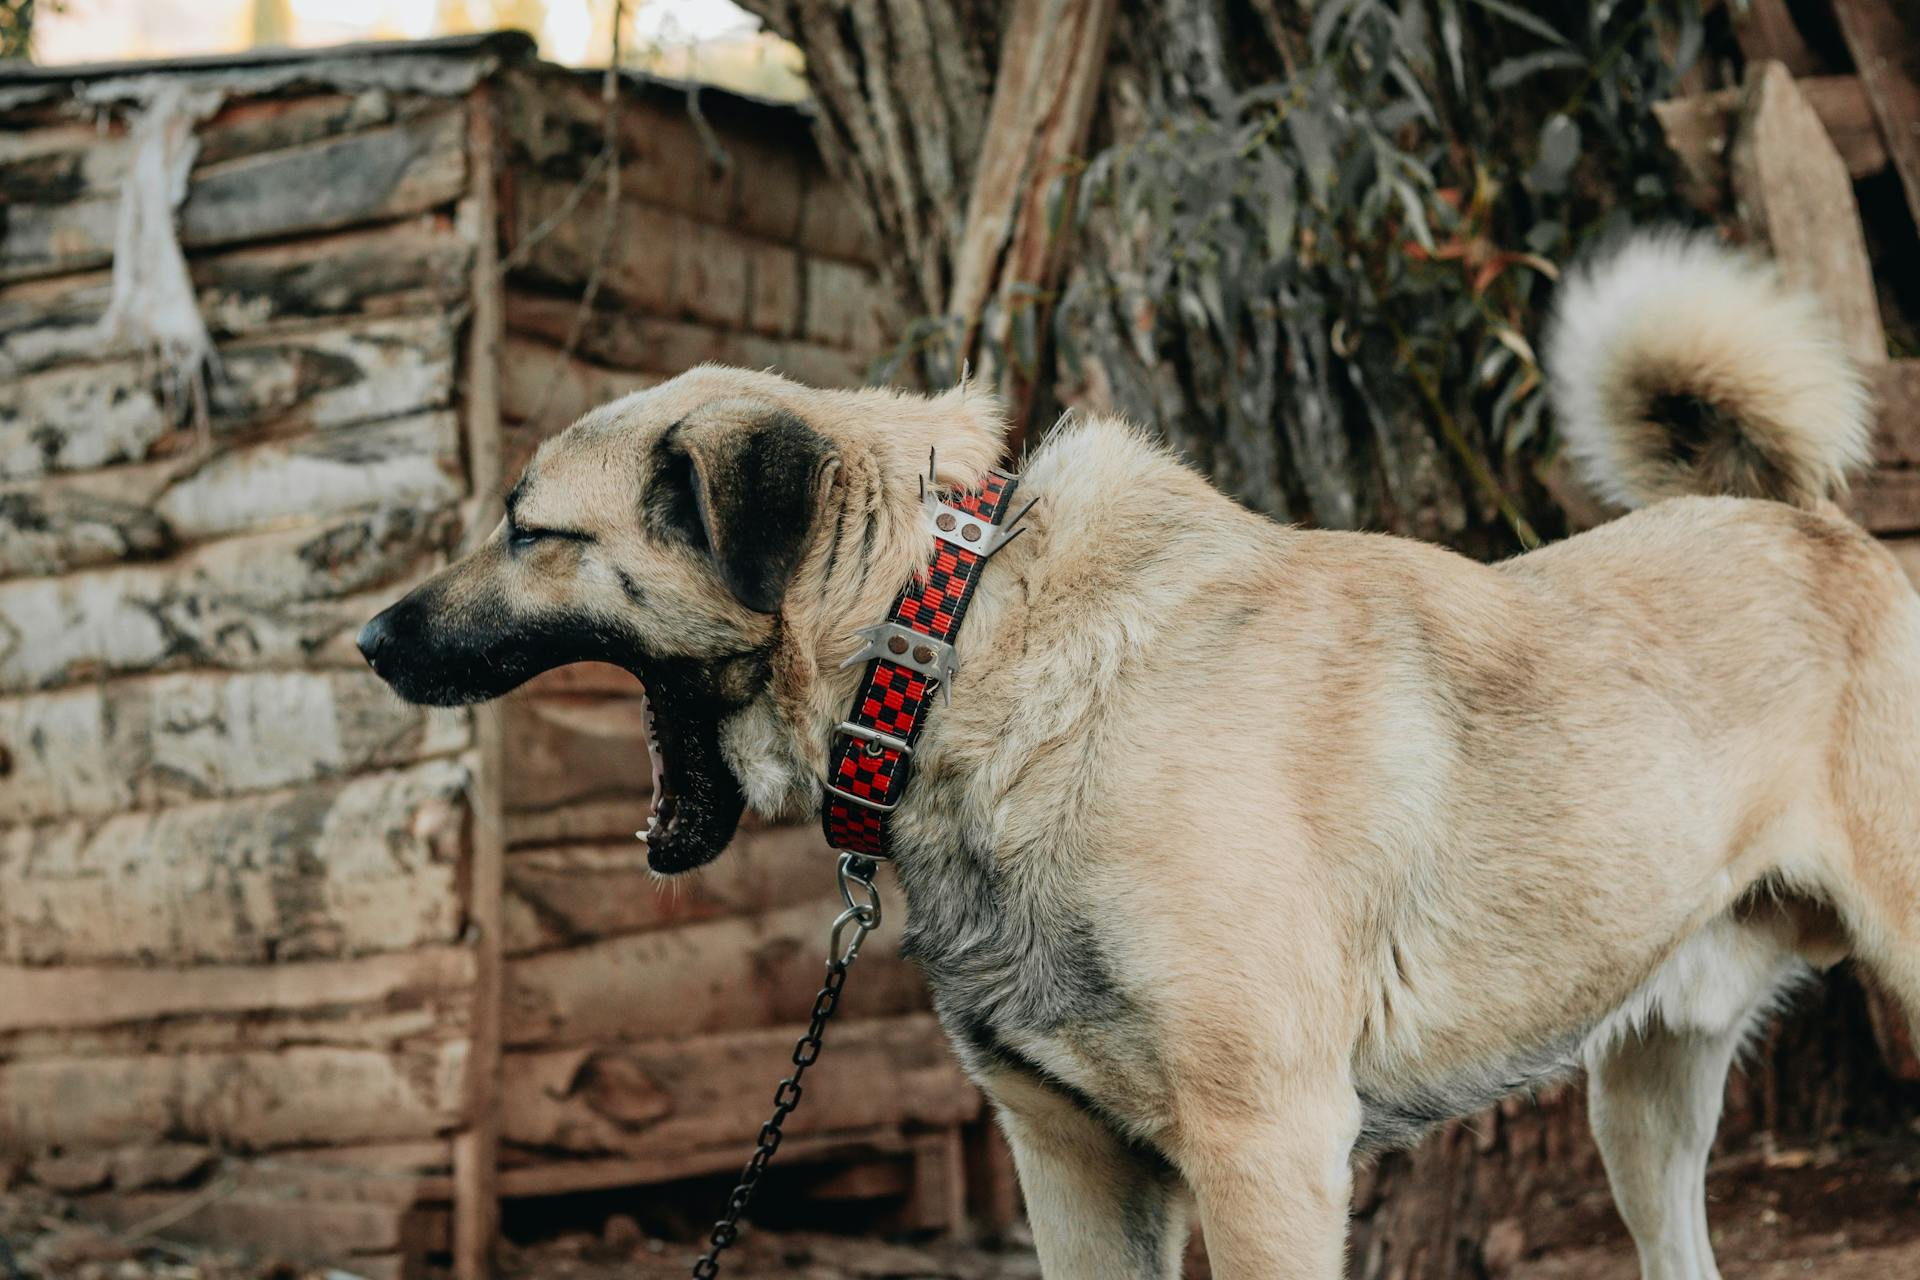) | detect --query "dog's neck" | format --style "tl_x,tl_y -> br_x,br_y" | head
719,421 -> 1029,833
